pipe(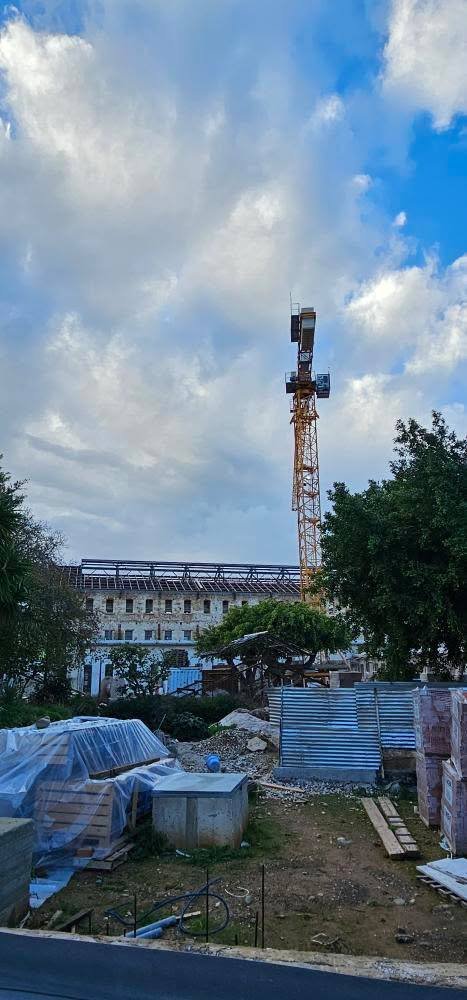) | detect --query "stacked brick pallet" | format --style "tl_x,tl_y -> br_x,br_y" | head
441,691 -> 467,855
414,688 -> 451,827
0,818 -> 33,925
